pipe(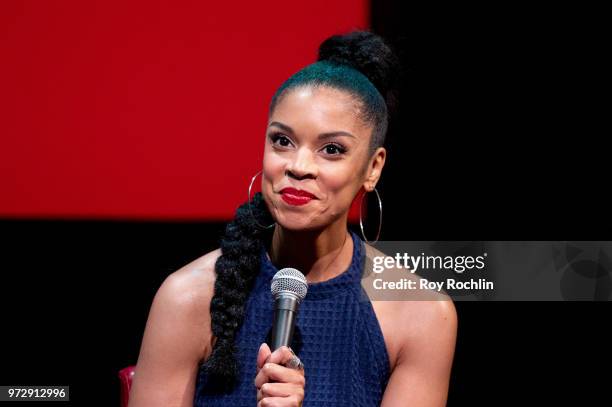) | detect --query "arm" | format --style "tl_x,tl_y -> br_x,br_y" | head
128,251 -> 219,407
380,300 -> 458,407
